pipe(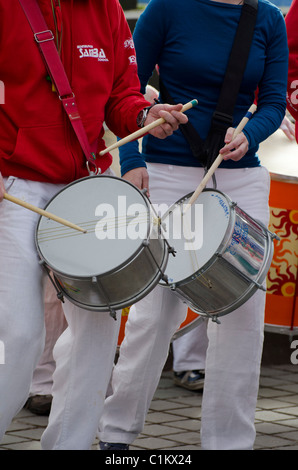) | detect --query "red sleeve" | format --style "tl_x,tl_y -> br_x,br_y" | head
104,1 -> 150,137
285,0 -> 298,141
